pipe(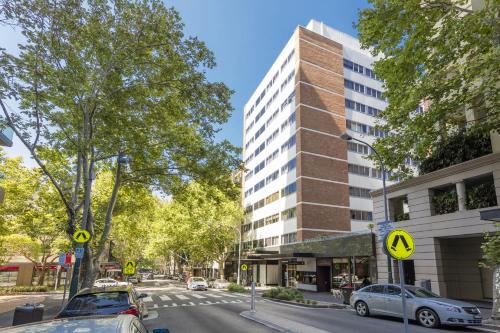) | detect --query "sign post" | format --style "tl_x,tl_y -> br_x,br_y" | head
69,230 -> 91,299
385,229 -> 415,333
